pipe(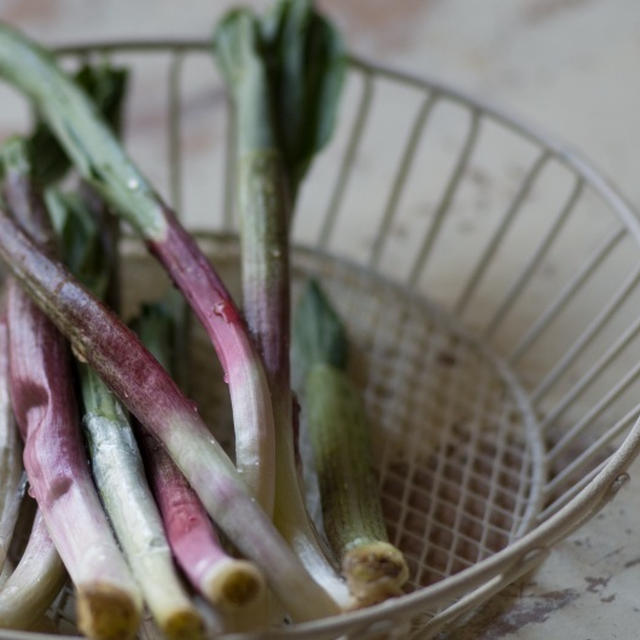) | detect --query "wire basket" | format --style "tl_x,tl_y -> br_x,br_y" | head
2,37 -> 640,640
